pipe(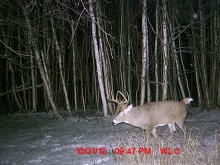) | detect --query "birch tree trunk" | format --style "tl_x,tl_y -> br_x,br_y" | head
178,33 -> 191,97
192,40 -> 202,106
140,0 -> 150,105
20,56 -> 28,112
162,0 -> 168,100
29,40 -> 37,112
168,16 -> 186,99
23,9 -> 59,118
51,17 -> 72,116
96,1 -> 113,114
70,22 -> 78,113
127,1 -> 132,103
89,0 -> 108,117
154,0 -> 159,102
